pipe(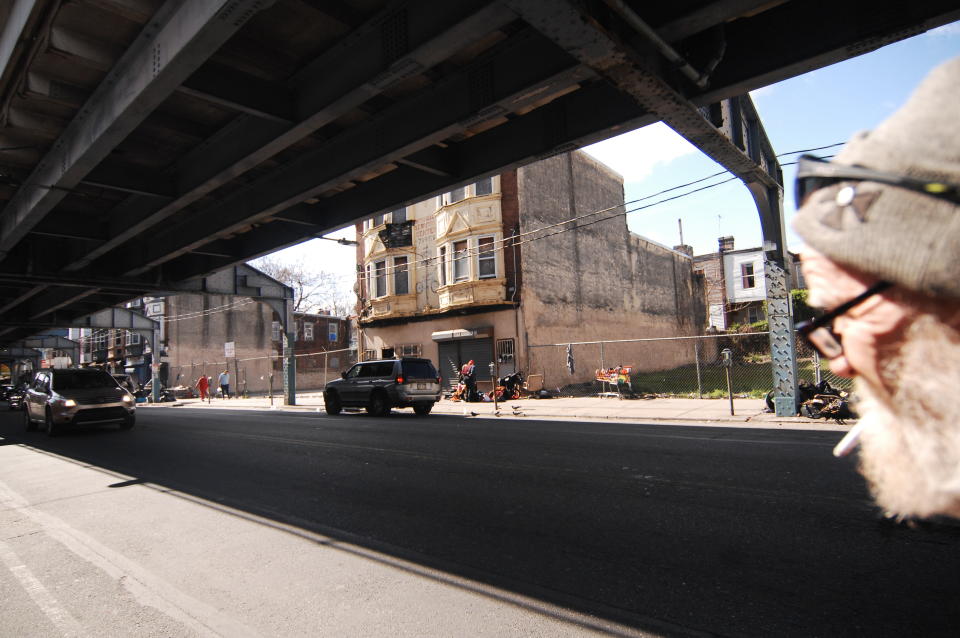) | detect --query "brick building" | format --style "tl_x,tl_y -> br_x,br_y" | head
356,151 -> 707,391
